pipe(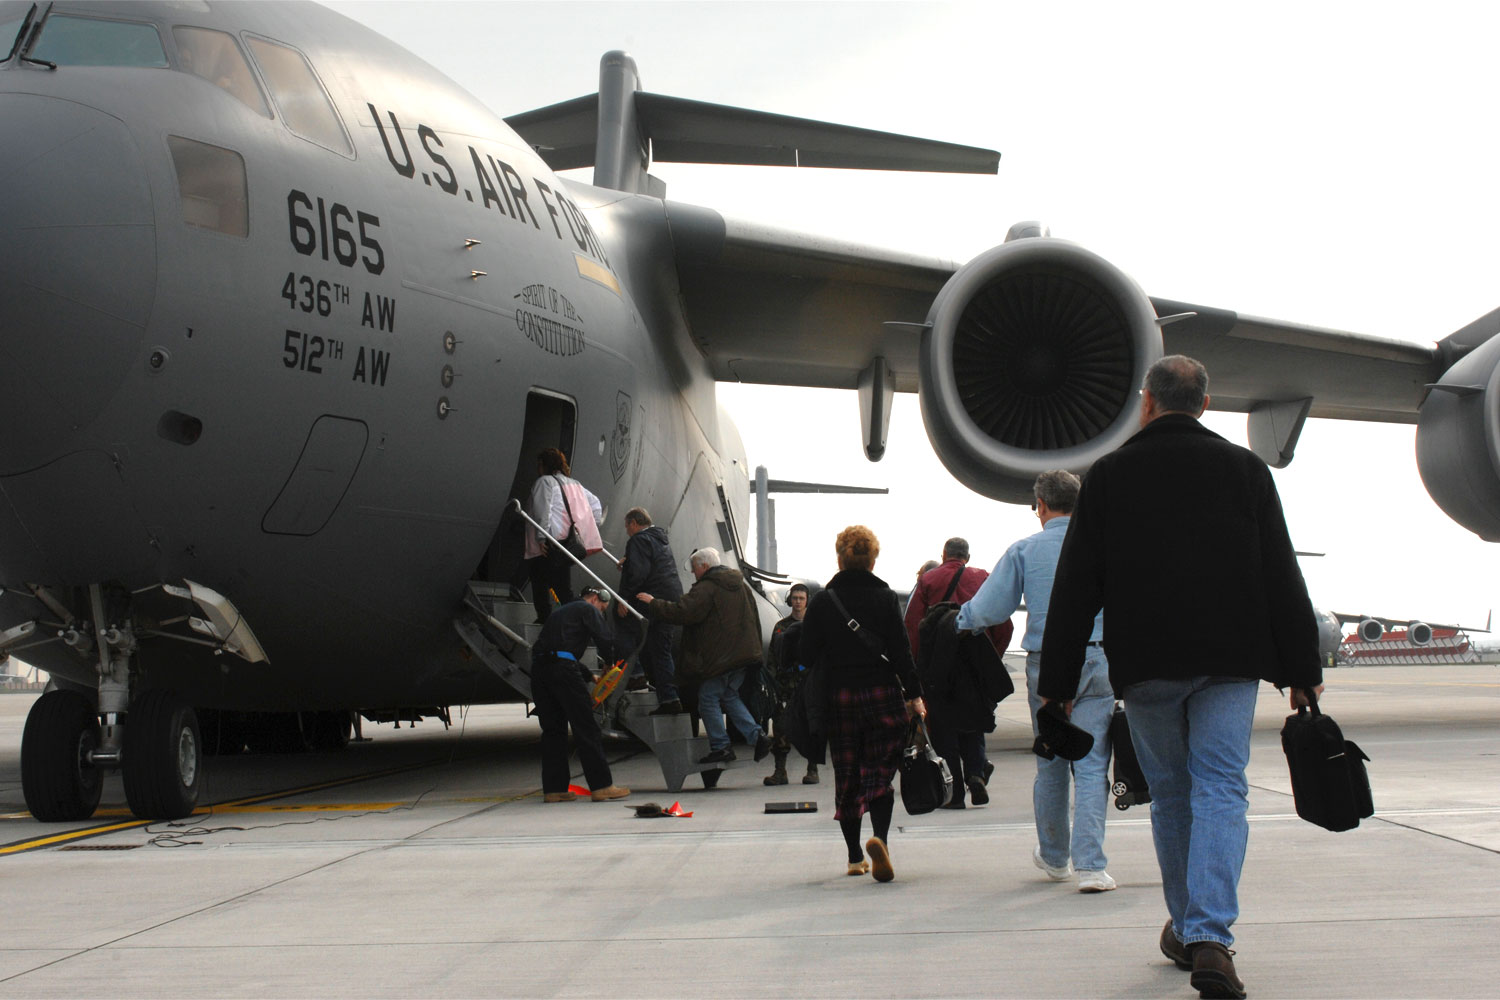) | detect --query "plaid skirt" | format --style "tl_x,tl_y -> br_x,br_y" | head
828,682 -> 907,821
